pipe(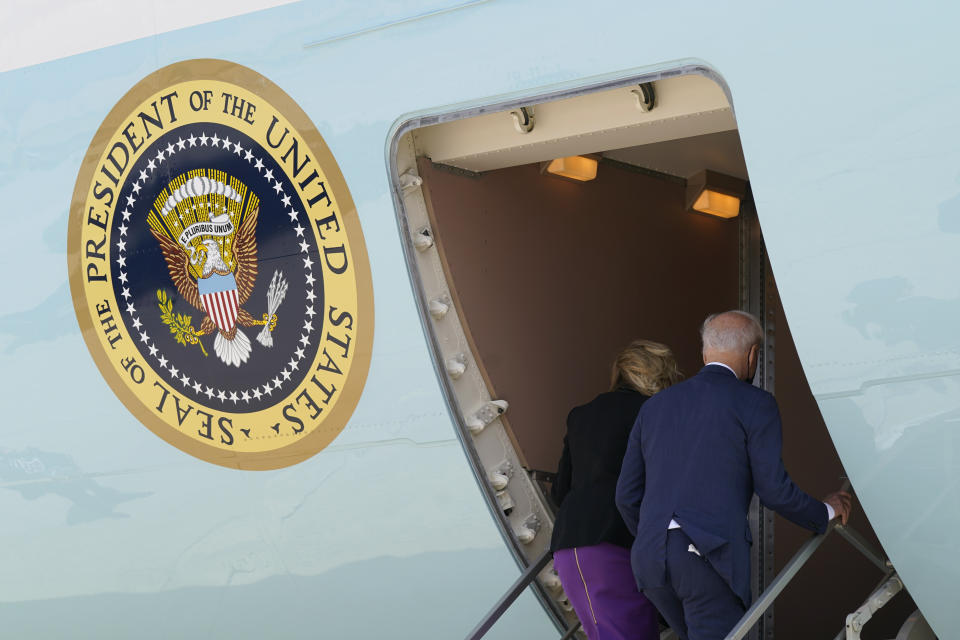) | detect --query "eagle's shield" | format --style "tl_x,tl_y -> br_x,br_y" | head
198,273 -> 240,333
